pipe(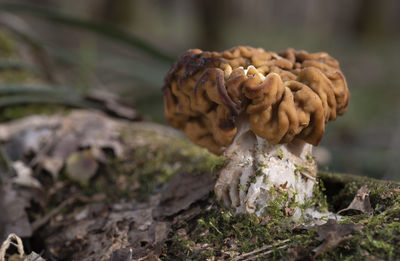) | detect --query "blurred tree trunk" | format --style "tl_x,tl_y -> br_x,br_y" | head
90,0 -> 136,28
352,0 -> 385,39
102,0 -> 135,27
196,0 -> 226,51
